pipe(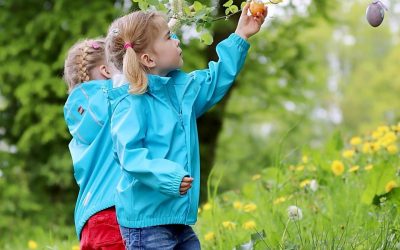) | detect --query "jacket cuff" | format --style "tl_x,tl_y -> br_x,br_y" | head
160,168 -> 190,198
228,33 -> 250,52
